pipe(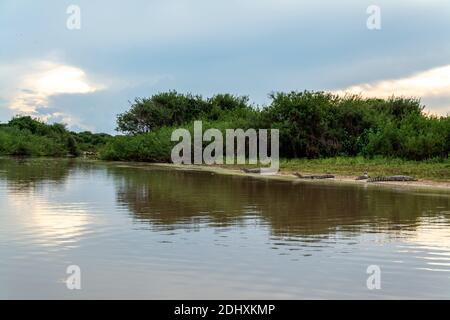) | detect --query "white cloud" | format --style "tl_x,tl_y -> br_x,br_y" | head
0,60 -> 104,128
334,65 -> 450,115
9,61 -> 102,112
